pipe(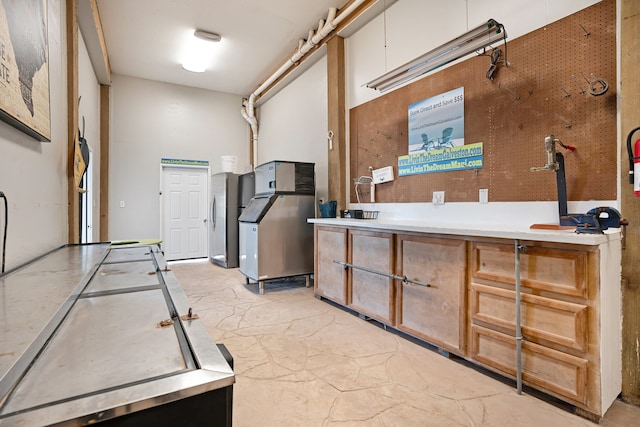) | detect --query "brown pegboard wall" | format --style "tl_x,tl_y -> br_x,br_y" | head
350,0 -> 616,204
